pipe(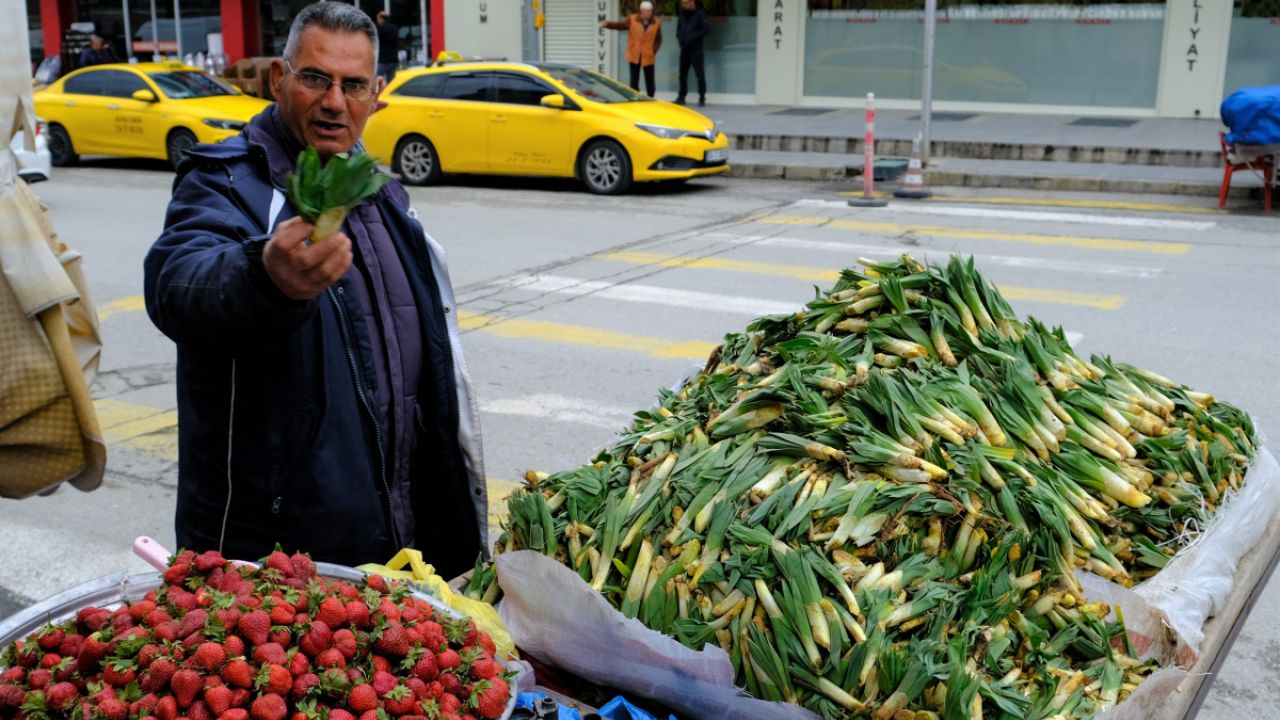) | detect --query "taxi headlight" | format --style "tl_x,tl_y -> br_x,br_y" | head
202,118 -> 246,131
636,123 -> 693,140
